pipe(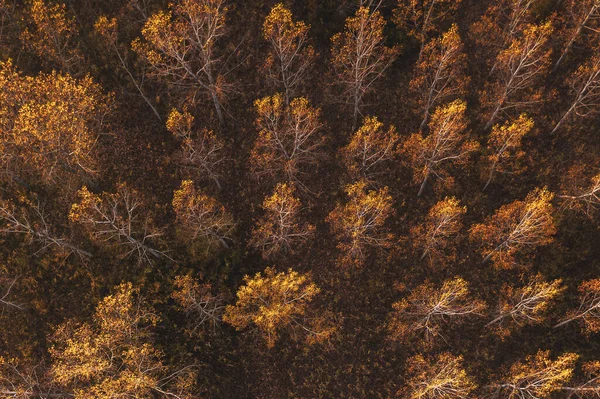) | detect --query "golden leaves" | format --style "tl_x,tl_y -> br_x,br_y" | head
327,180 -> 394,267
223,267 -> 332,348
